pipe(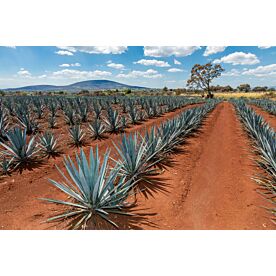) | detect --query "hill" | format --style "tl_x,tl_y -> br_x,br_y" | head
3,80 -> 148,92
